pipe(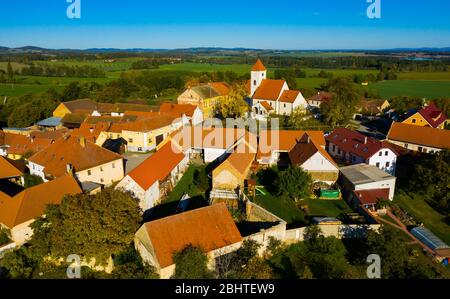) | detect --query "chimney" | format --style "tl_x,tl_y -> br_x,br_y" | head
79,137 -> 86,148
364,137 -> 368,144
307,136 -> 310,143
